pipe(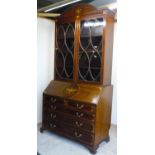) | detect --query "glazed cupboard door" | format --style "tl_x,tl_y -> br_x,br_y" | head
78,18 -> 105,83
55,22 -> 75,80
